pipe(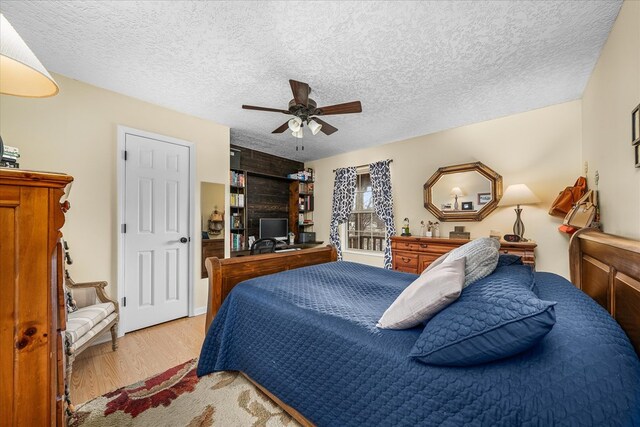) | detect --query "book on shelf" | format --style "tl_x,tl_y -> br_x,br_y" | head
230,170 -> 245,187
230,233 -> 245,251
298,182 -> 314,194
230,193 -> 245,207
0,160 -> 19,168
